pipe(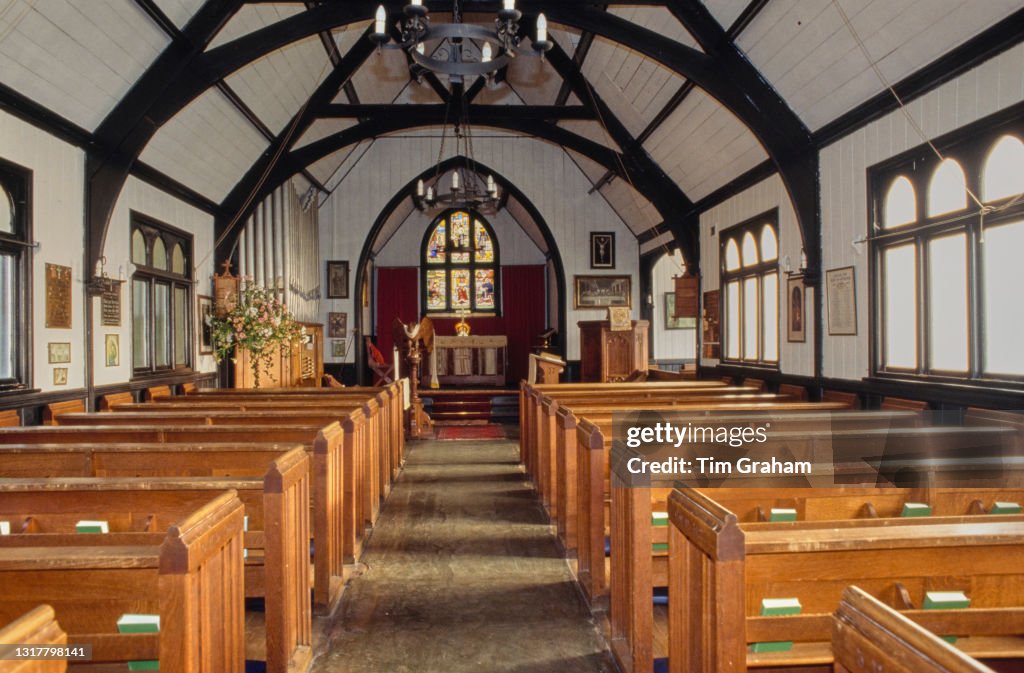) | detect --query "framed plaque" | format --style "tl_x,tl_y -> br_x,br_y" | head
45,263 -> 72,328
101,283 -> 122,327
702,290 -> 721,359
47,342 -> 71,364
198,295 -> 214,354
826,266 -> 857,335
326,261 -> 349,299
